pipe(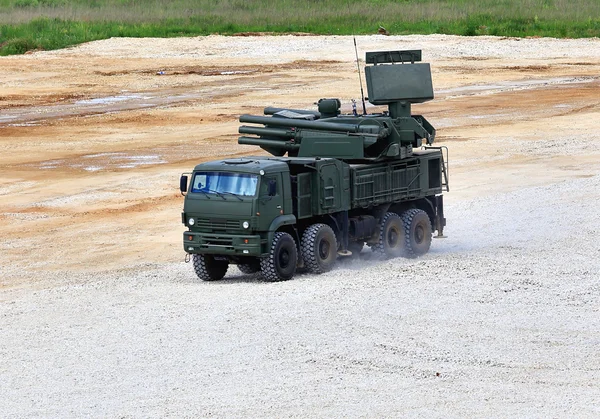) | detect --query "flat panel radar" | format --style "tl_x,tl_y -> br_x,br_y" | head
365,50 -> 434,105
